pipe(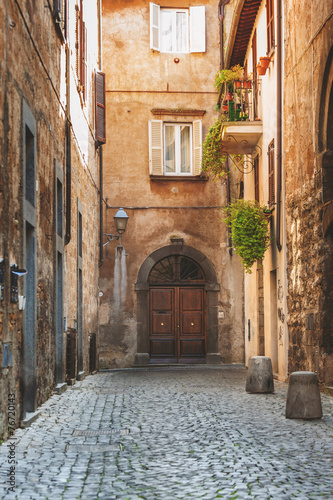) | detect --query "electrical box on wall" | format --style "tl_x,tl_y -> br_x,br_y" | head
2,343 -> 13,368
